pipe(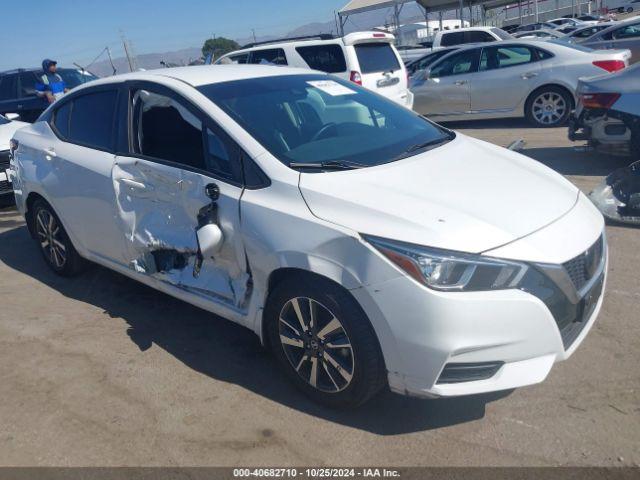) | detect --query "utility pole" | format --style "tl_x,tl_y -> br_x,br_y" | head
252,29 -> 257,43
